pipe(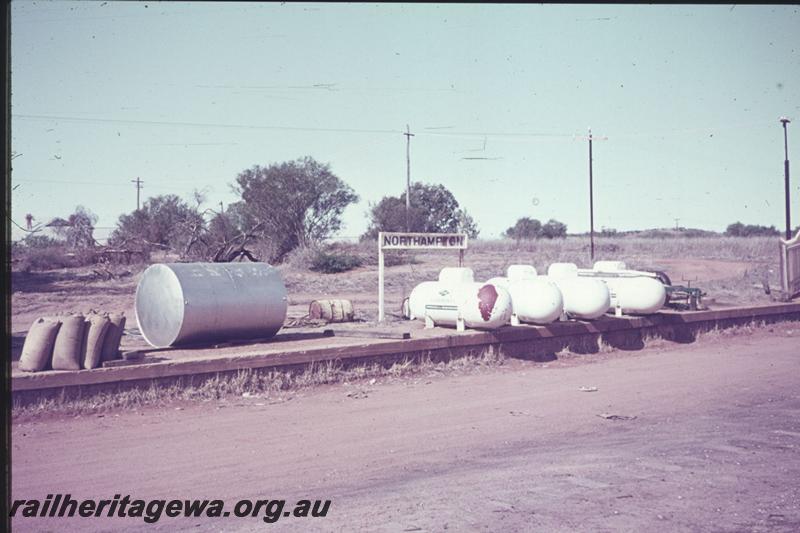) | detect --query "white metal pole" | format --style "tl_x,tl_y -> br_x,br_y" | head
378,233 -> 385,322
